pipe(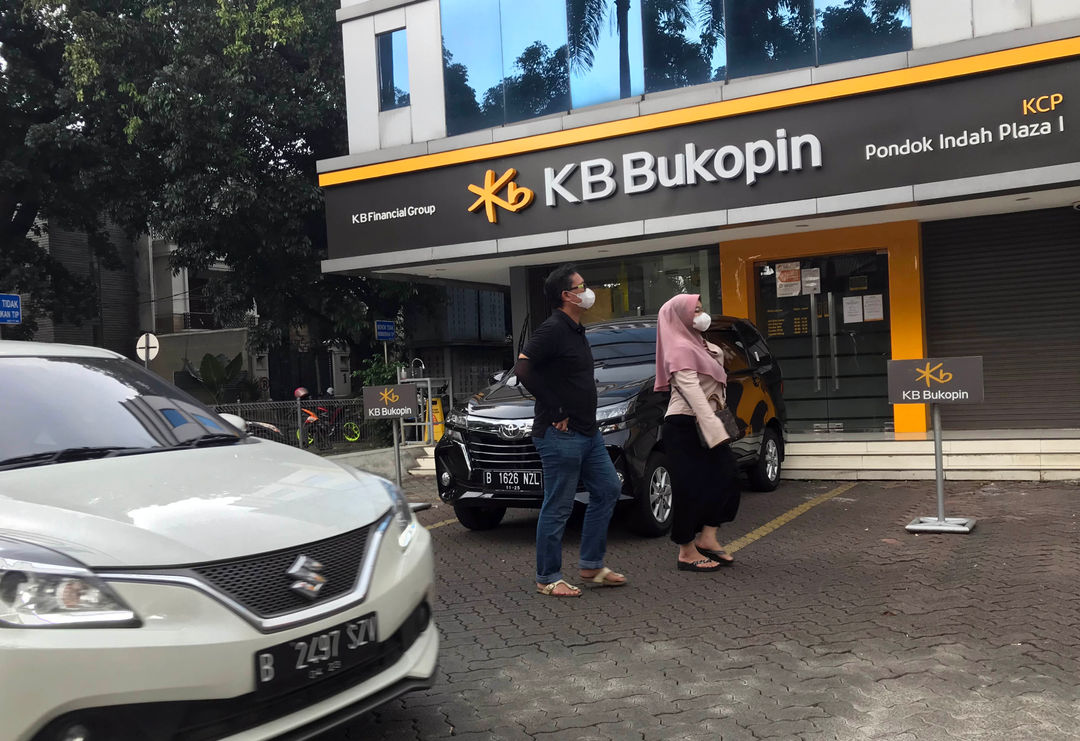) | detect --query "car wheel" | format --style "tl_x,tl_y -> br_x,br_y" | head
748,427 -> 782,491
454,505 -> 506,530
626,452 -> 674,537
